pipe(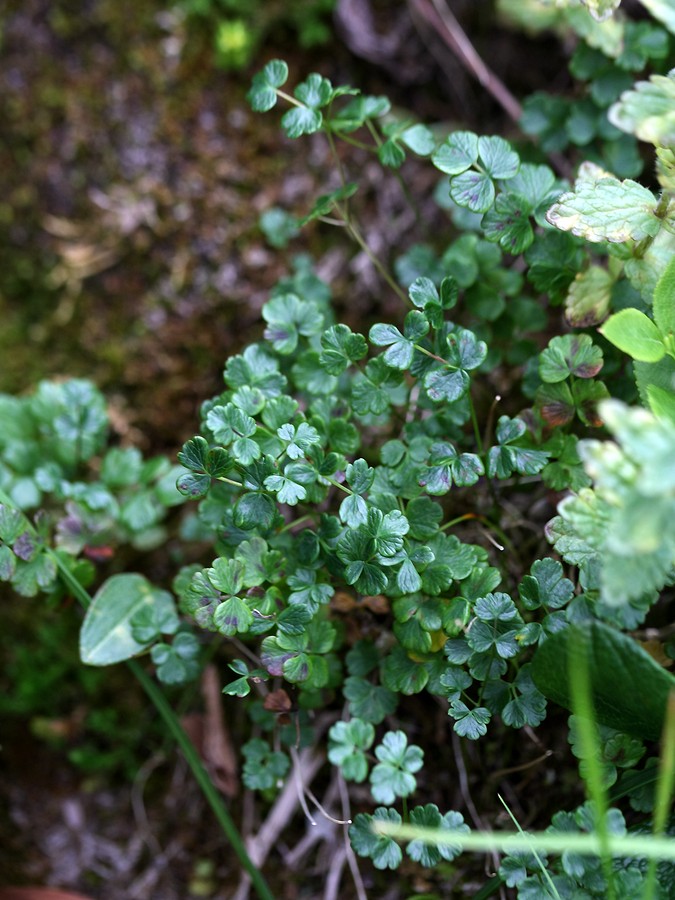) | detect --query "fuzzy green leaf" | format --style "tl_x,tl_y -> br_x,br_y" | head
547,177 -> 660,243
608,68 -> 675,145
